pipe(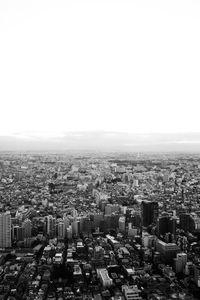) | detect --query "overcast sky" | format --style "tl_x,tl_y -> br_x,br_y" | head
0,0 -> 200,137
